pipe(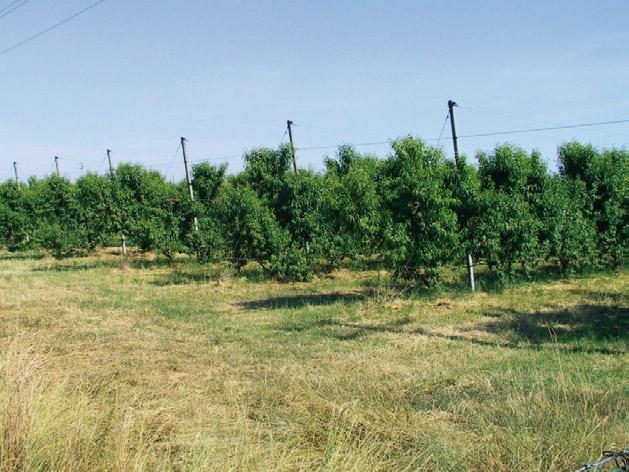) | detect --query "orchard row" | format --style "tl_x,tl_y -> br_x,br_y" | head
0,138 -> 624,284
